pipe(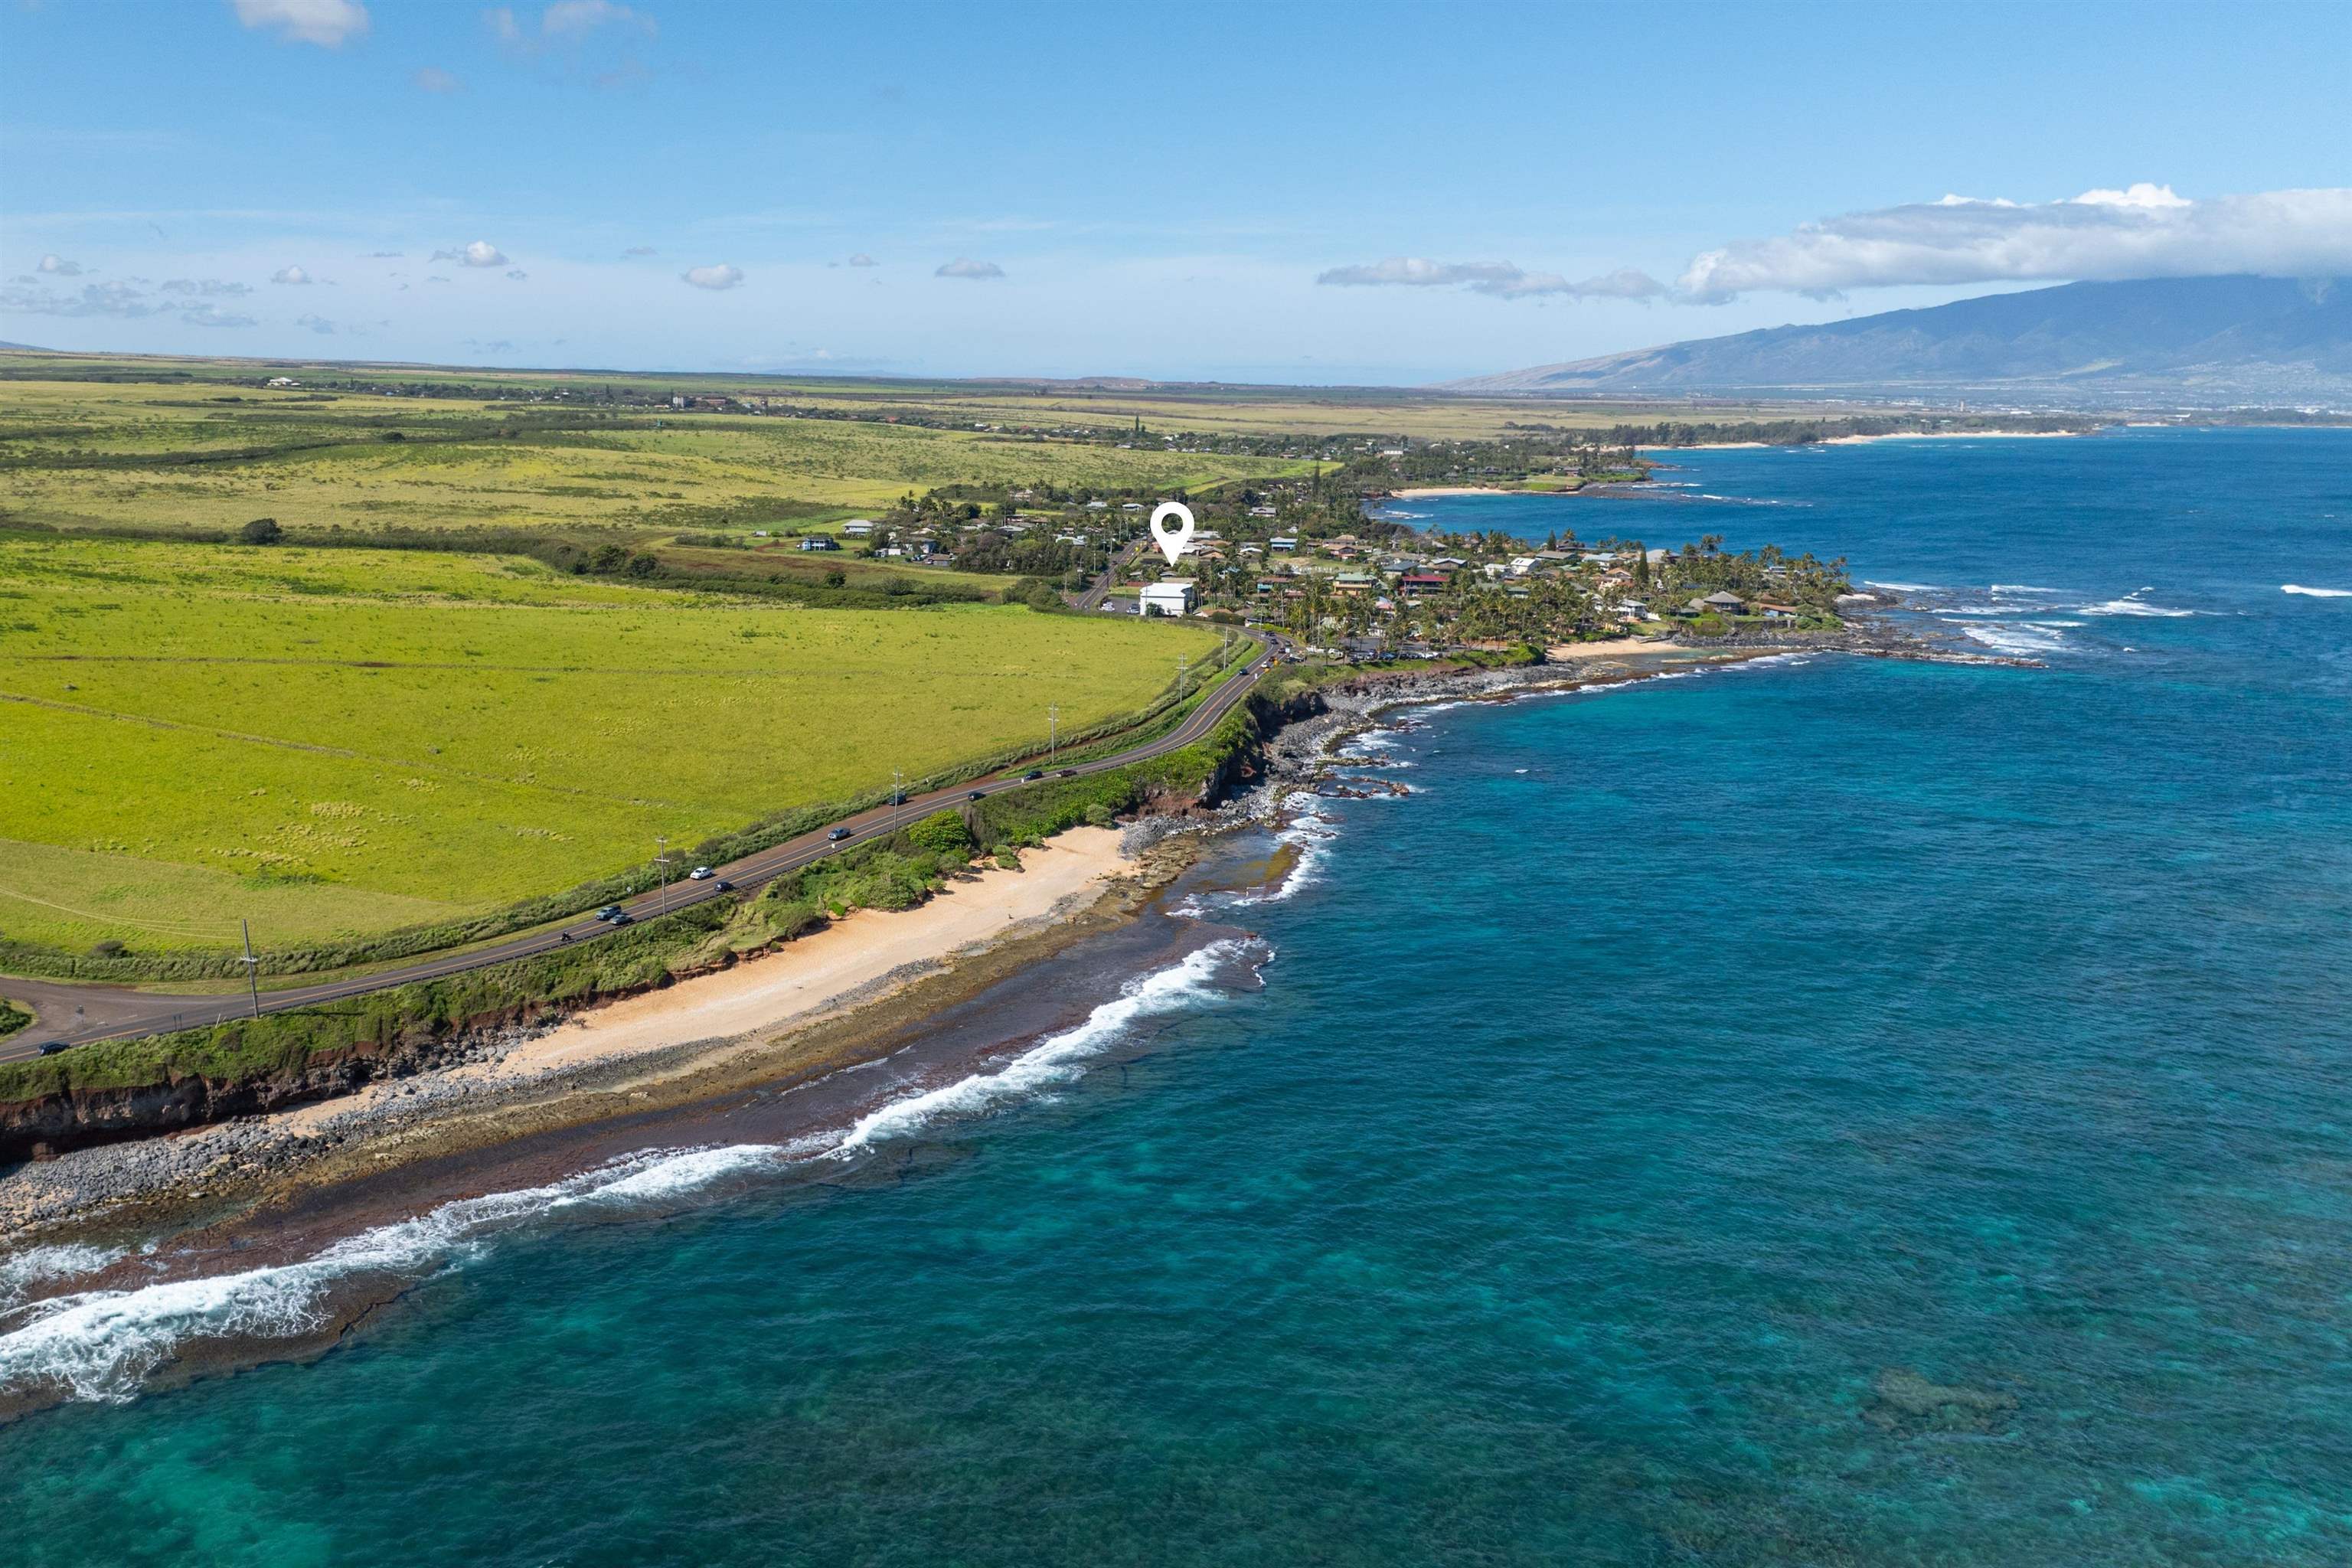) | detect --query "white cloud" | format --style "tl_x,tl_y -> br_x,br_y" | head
935,256 -> 1005,280
37,254 -> 83,276
296,313 -> 336,335
543,0 -> 654,38
1,279 -> 161,318
231,0 -> 371,49
1677,185 -> 2352,302
412,66 -> 464,93
847,253 -> 877,267
270,265 -> 314,285
432,240 -> 509,267
181,304 -> 258,328
1315,256 -> 1665,300
491,2 -> 653,47
160,278 -> 254,297
681,263 -> 745,290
